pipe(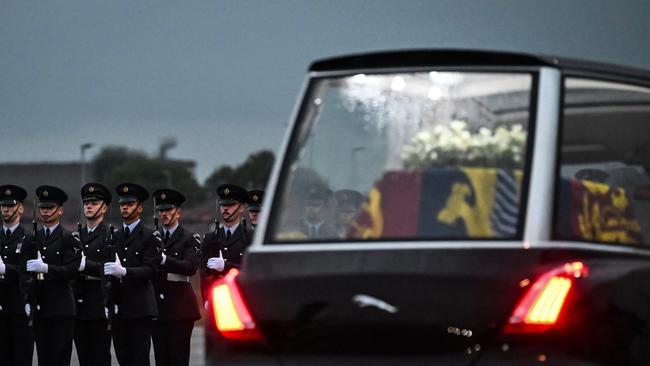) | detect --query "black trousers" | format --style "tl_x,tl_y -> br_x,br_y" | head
74,319 -> 111,366
34,316 -> 74,366
0,314 -> 34,366
152,319 -> 195,366
112,317 -> 152,366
